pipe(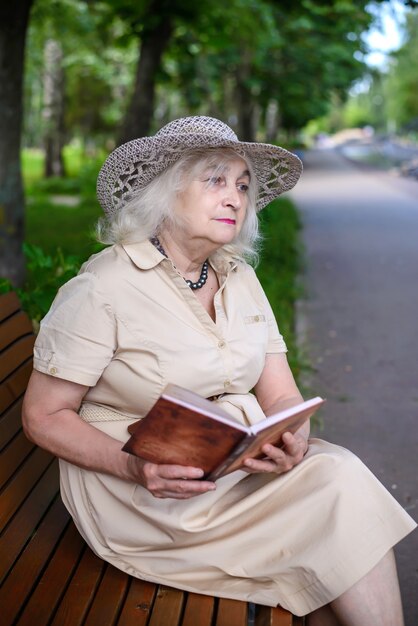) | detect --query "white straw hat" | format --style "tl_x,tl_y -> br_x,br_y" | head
97,116 -> 302,215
